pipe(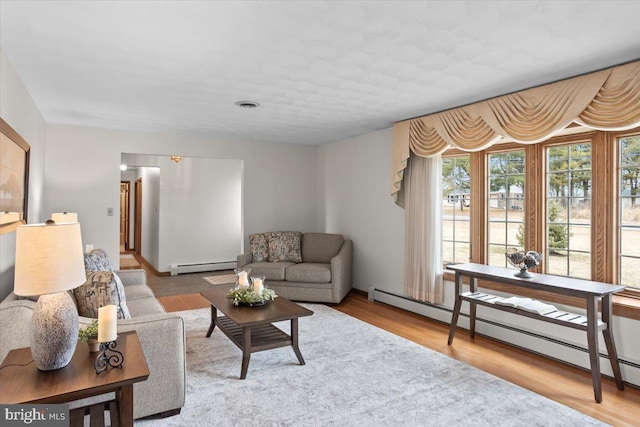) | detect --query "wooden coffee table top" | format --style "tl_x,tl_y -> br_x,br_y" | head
201,286 -> 313,326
